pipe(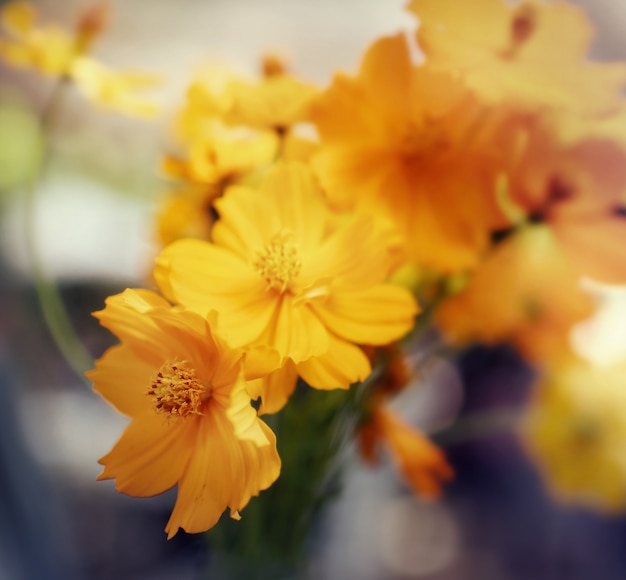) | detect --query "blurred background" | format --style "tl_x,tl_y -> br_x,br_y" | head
2,0 -> 626,578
